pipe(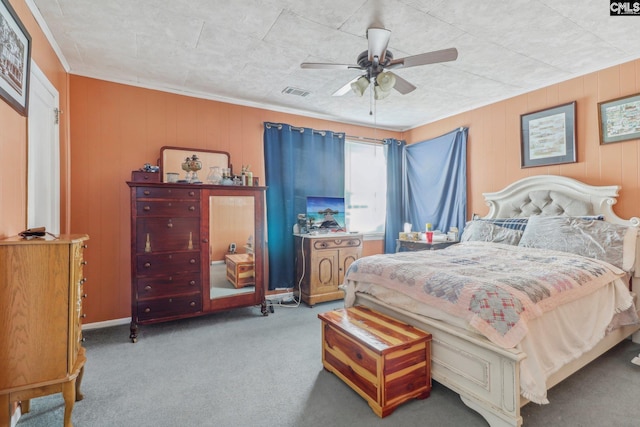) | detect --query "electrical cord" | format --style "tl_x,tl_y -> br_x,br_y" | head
266,235 -> 305,309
